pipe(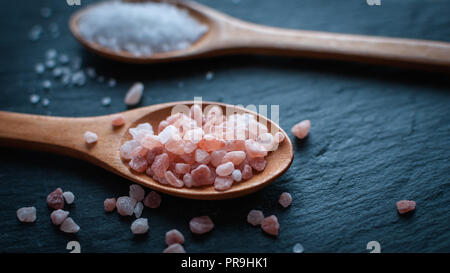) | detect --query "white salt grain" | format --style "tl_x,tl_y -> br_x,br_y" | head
60,217 -> 80,233
63,191 -> 75,205
50,209 -> 69,225
46,48 -> 57,59
108,78 -> 116,87
101,97 -> 111,106
45,59 -> 56,69
134,202 -> 144,218
59,54 -> 69,64
131,218 -> 148,234
29,25 -> 43,41
35,63 -> 45,74
124,82 -> 144,106
78,2 -> 208,55
42,98 -> 50,107
84,131 -> 98,144
293,243 -> 304,253
42,80 -> 52,90
205,71 -> 214,81
30,94 -> 40,104
16,207 -> 36,223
